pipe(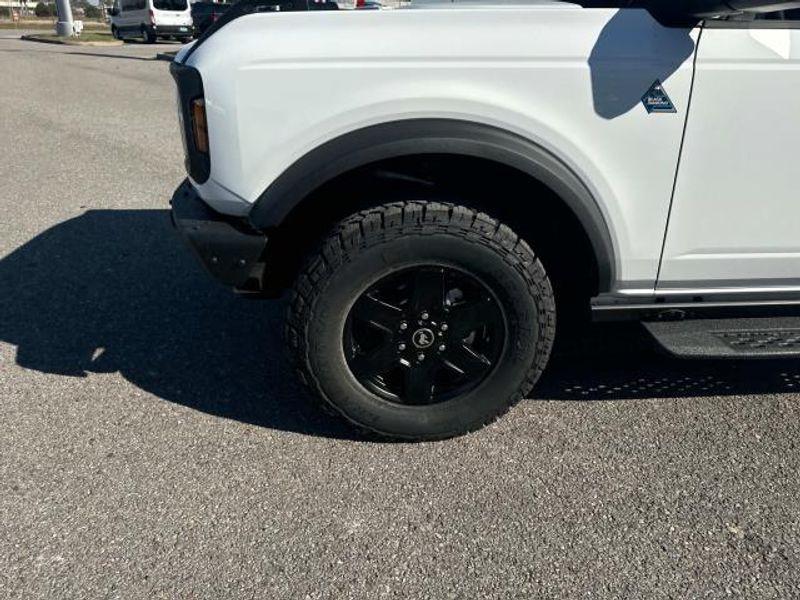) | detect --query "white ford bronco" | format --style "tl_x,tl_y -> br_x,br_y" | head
170,0 -> 800,439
